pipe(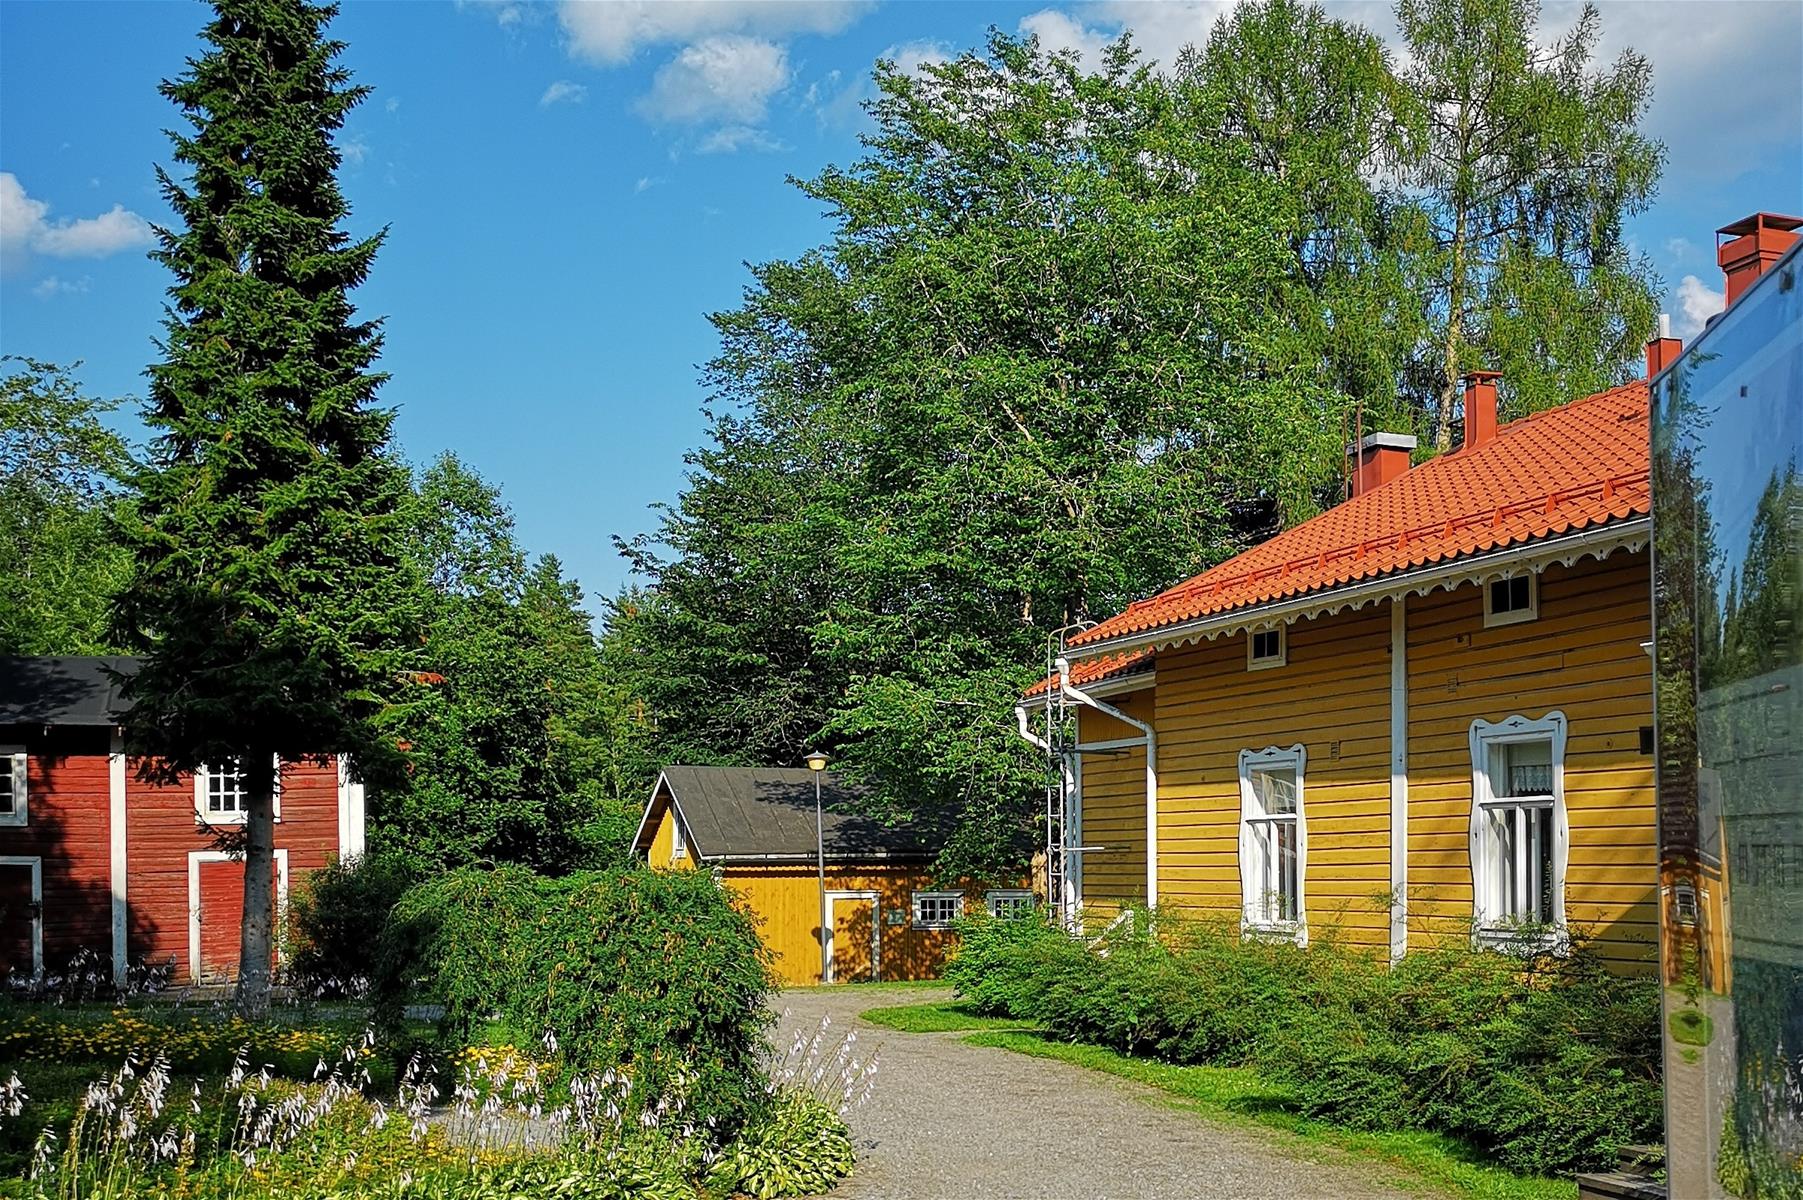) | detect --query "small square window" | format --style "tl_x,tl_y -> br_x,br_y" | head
1248,627 -> 1285,670
1672,884 -> 1699,926
985,890 -> 1034,919
912,891 -> 963,929
204,762 -> 248,818
1484,574 -> 1538,627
